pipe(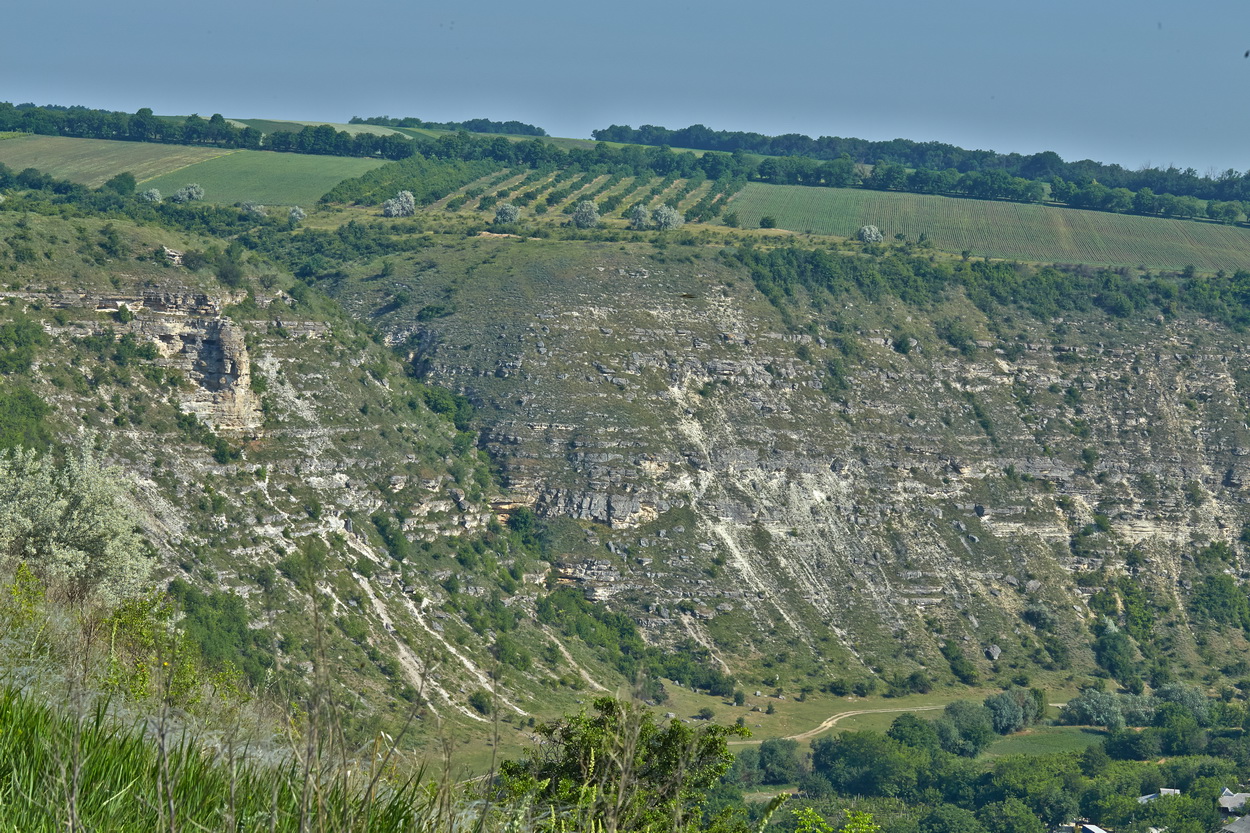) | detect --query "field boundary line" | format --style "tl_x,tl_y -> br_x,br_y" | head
136,148 -> 240,184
